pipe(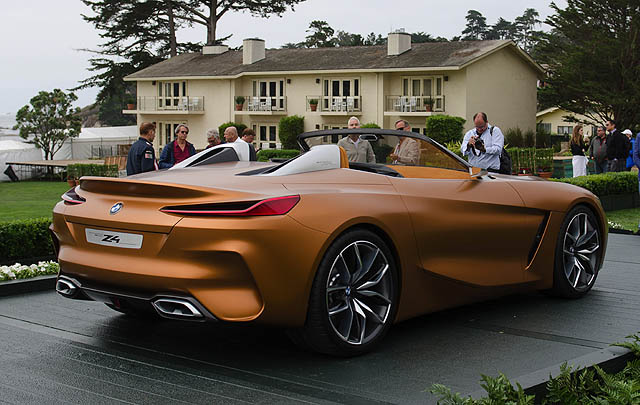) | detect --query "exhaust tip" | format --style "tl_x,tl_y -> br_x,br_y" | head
56,278 -> 78,297
152,298 -> 203,319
